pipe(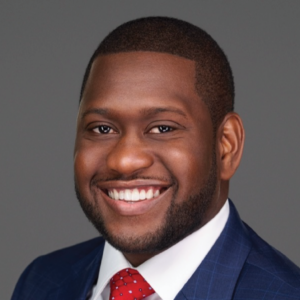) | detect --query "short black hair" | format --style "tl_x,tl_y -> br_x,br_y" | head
80,17 -> 234,129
